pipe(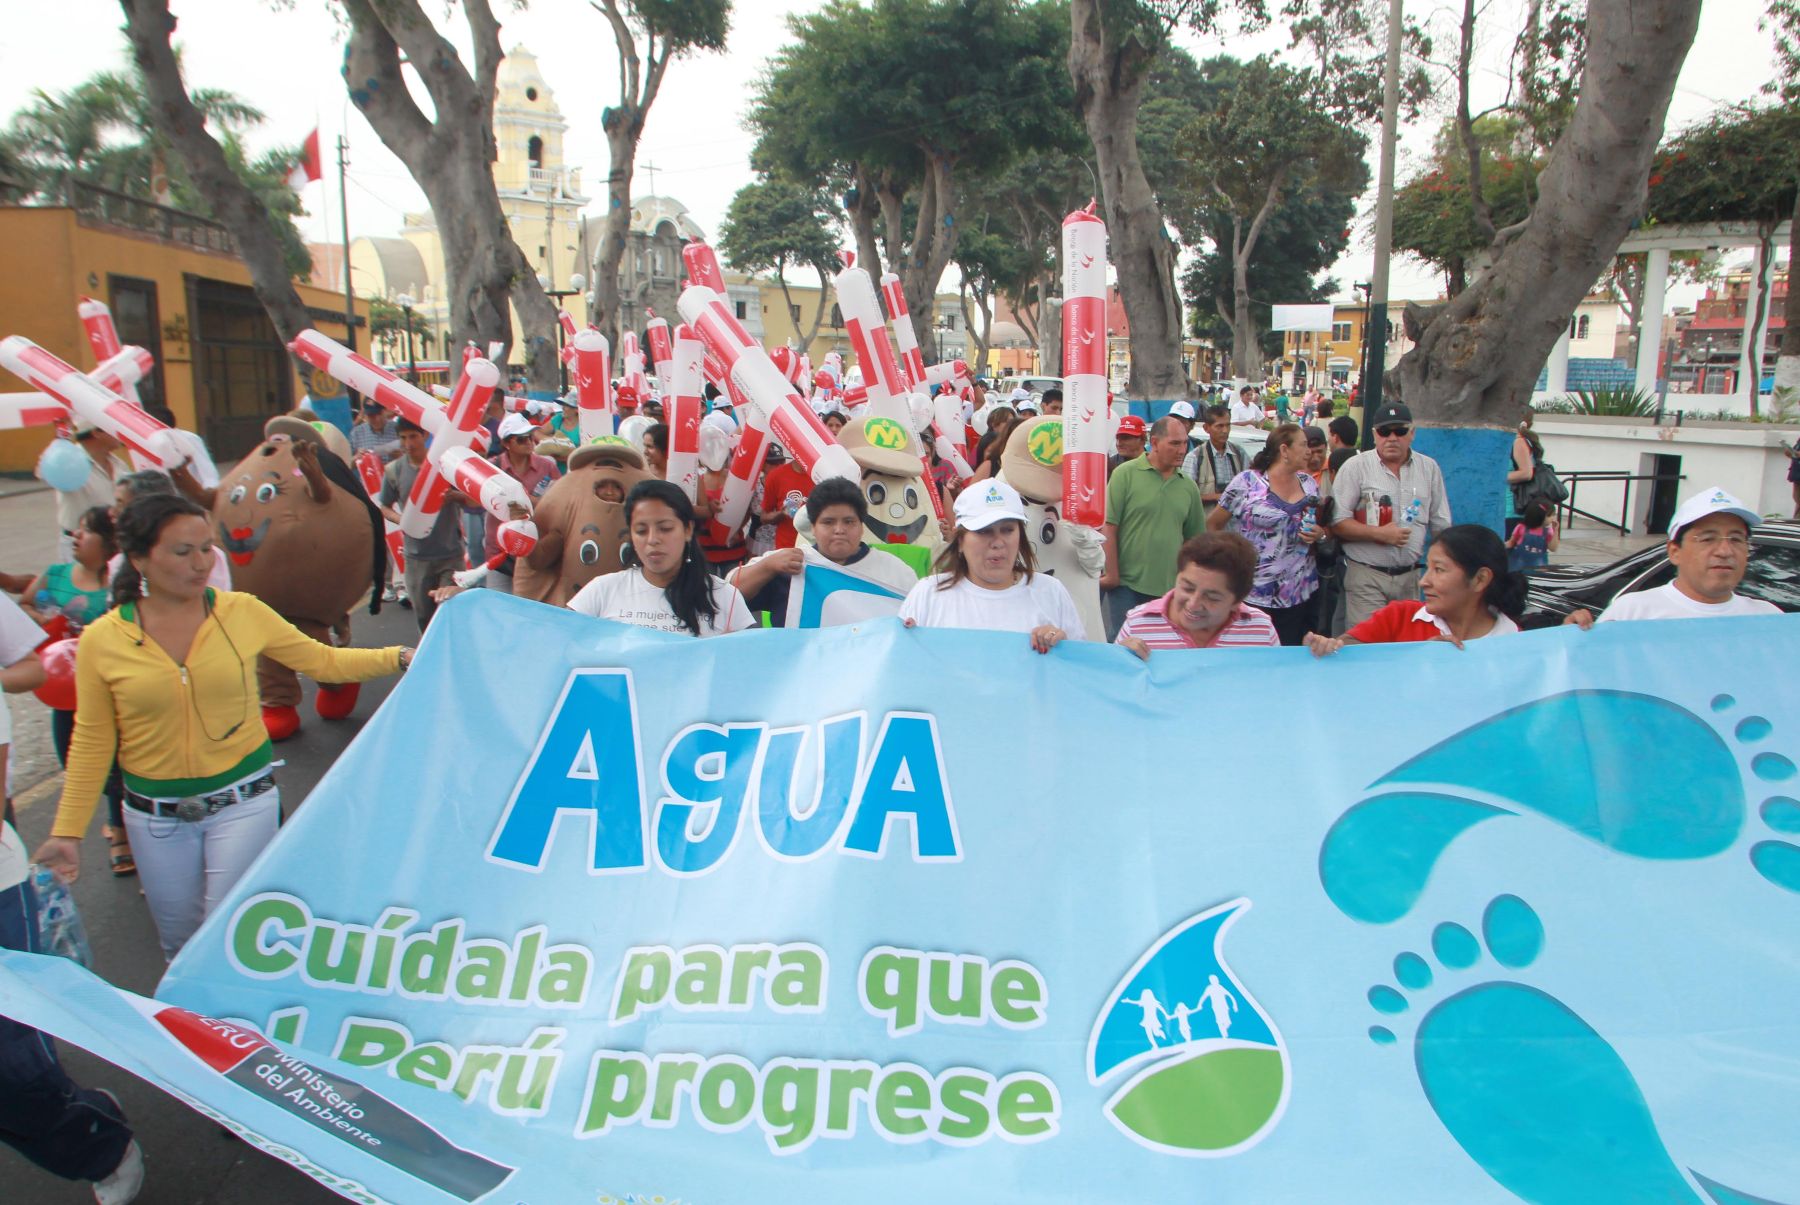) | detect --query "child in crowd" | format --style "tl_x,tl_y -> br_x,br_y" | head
1507,501 -> 1559,571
